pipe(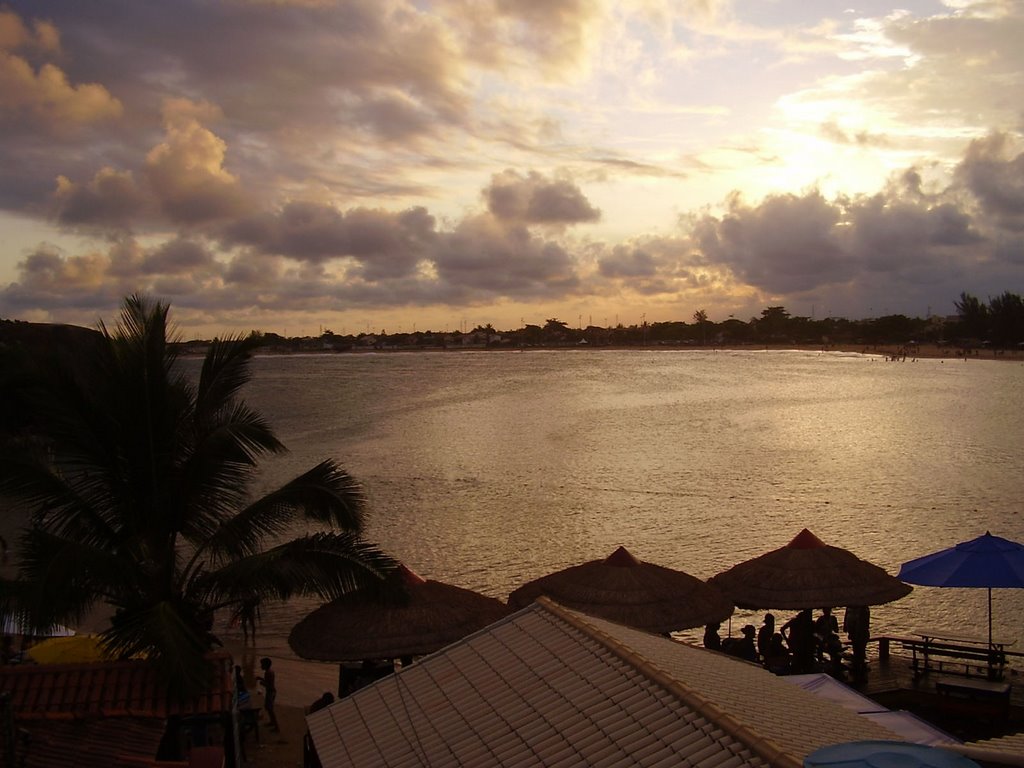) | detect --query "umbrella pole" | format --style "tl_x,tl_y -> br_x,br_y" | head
988,586 -> 992,648
987,587 -> 994,681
